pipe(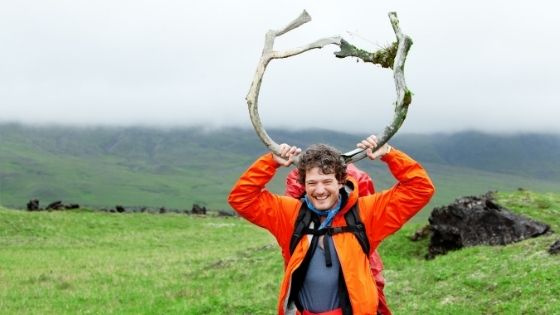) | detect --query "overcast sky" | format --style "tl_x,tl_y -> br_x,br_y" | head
1,0 -> 559,134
